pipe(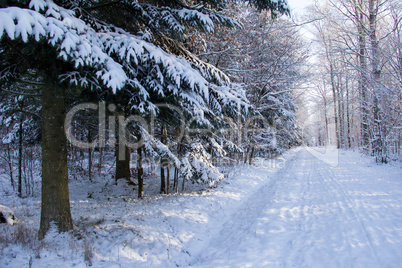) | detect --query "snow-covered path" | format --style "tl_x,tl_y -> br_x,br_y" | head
191,148 -> 402,267
1,148 -> 401,267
